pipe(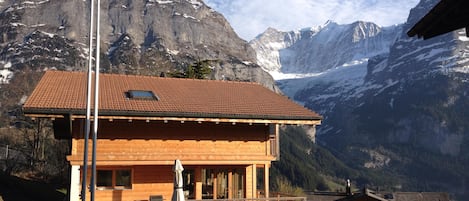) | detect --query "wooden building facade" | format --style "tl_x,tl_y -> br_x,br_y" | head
23,71 -> 322,201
